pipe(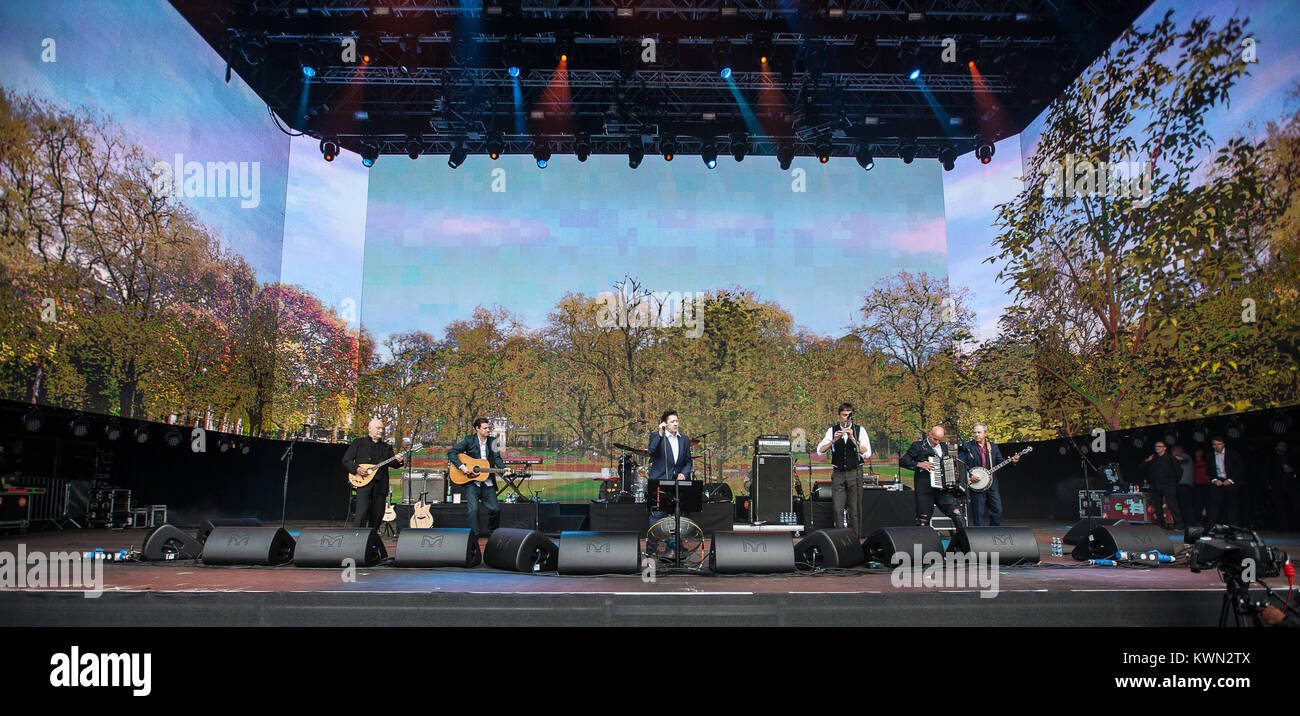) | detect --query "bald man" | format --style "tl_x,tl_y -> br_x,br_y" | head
899,426 -> 965,528
343,419 -> 403,529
